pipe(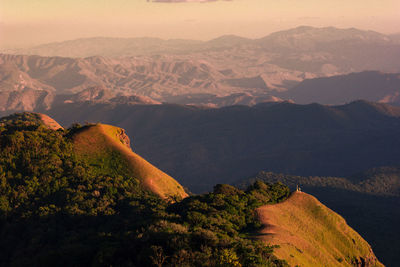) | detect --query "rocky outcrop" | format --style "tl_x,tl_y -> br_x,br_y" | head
116,128 -> 131,149
351,249 -> 381,267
